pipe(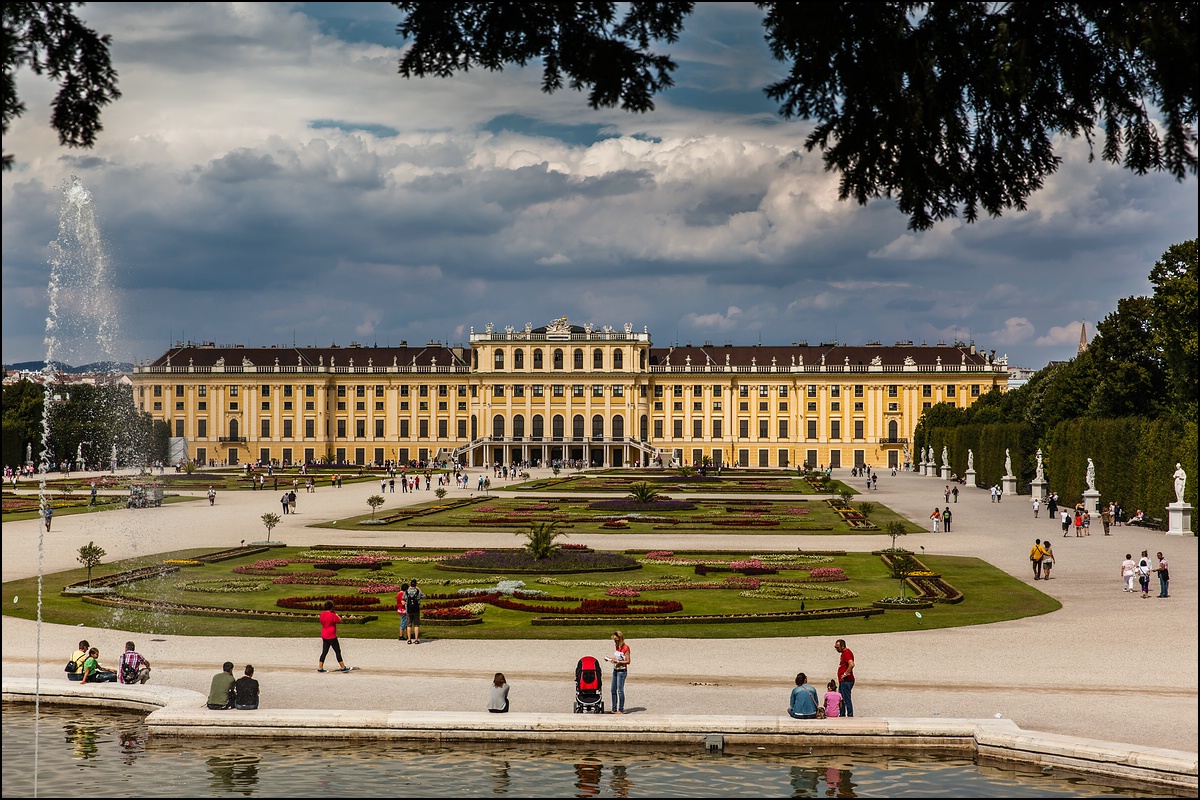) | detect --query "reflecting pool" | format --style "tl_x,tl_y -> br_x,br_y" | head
3,704 -> 1171,798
